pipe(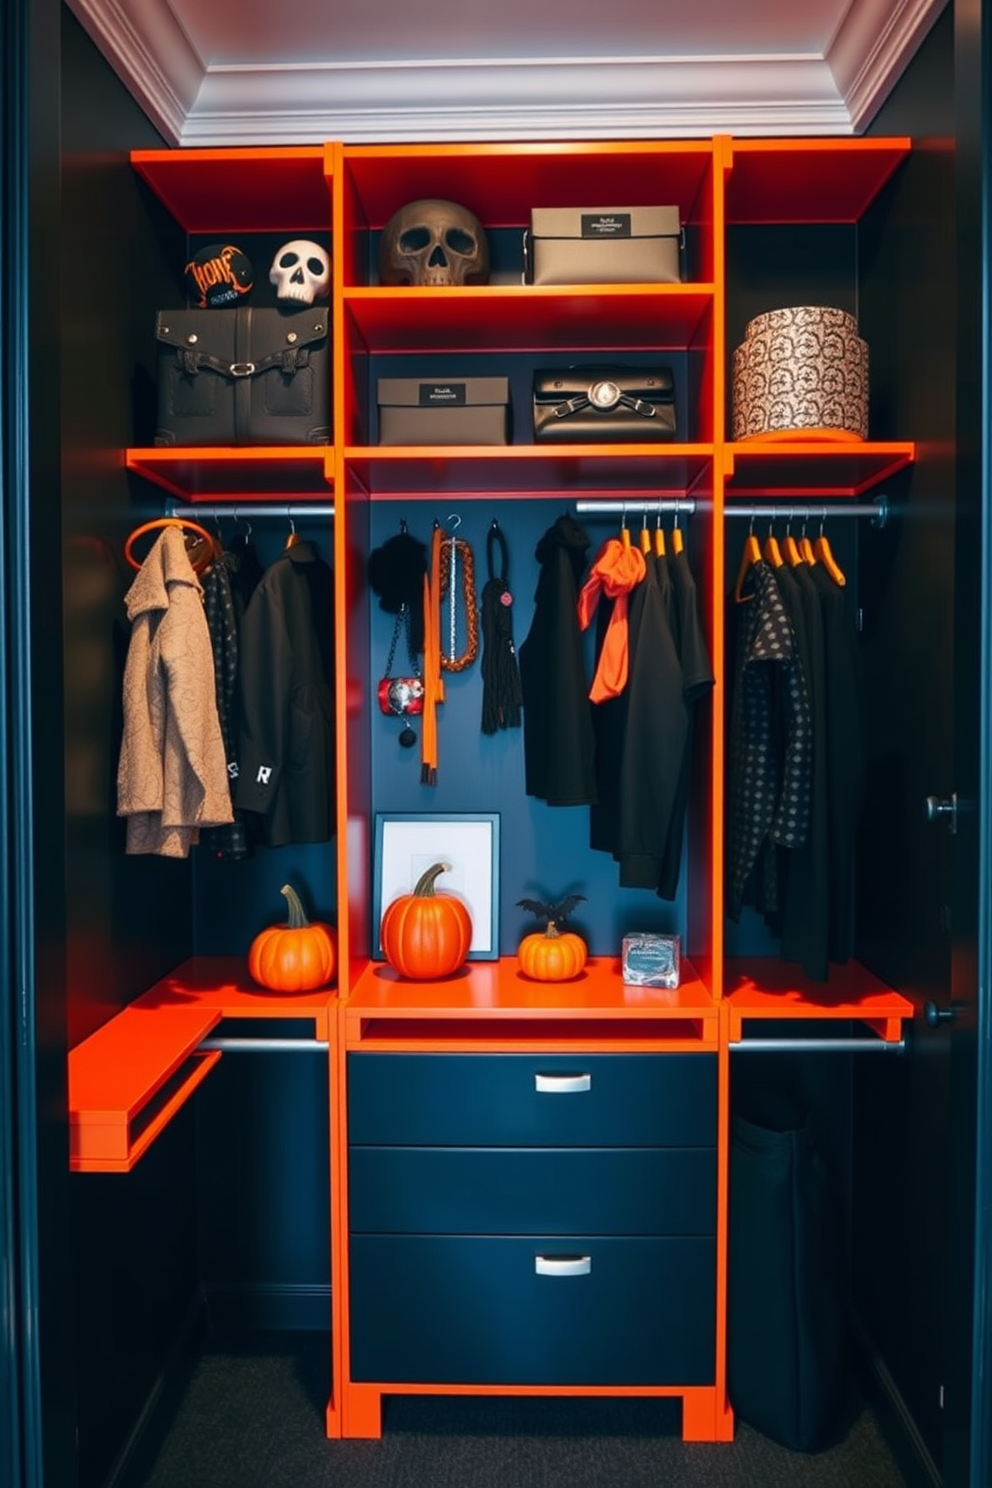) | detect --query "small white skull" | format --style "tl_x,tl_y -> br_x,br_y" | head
379,199 -> 490,287
269,240 -> 331,304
